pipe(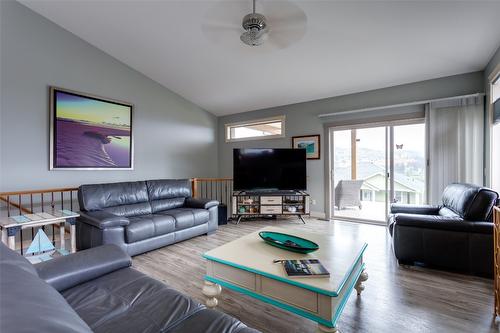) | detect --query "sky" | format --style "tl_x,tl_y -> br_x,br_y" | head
55,91 -> 131,127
